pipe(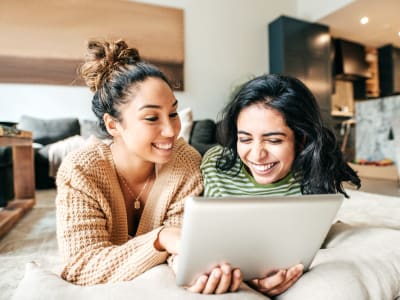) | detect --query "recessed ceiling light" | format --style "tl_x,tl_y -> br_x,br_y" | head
360,17 -> 369,25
